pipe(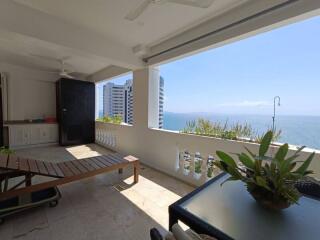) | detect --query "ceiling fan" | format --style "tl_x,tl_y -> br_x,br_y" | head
30,54 -> 75,79
125,0 -> 214,21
